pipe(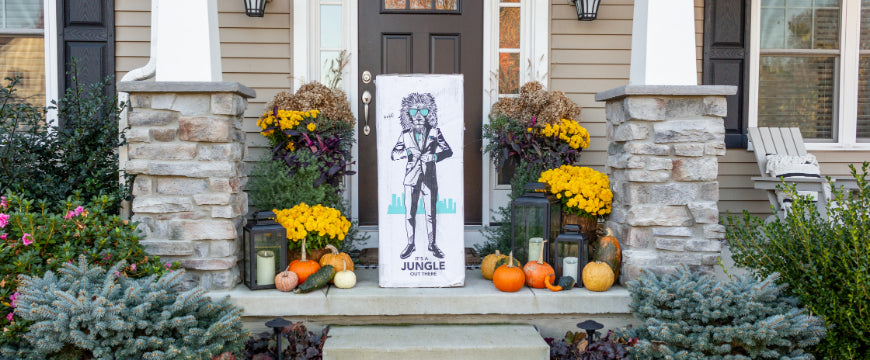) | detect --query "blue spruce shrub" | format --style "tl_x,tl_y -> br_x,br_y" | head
10,256 -> 247,359
620,266 -> 825,360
